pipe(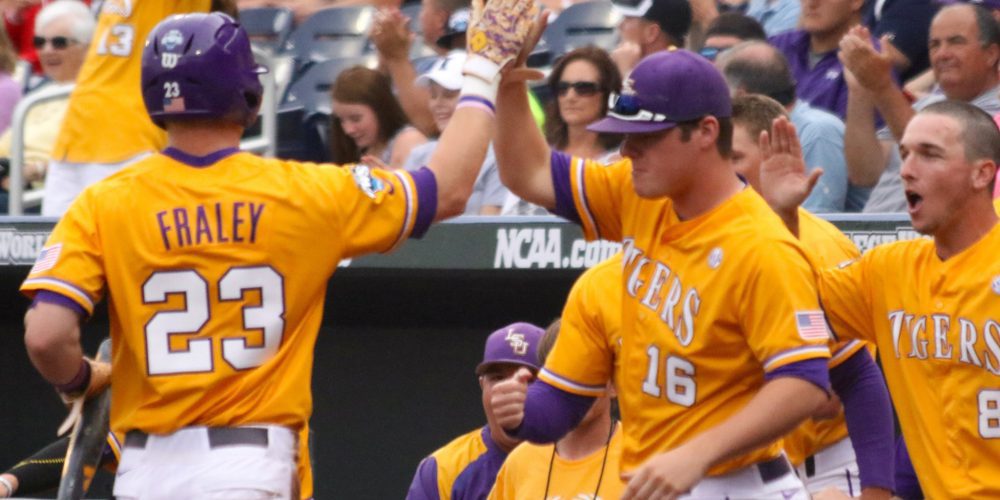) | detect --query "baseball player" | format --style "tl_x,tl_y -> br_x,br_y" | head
41,0 -> 236,217
407,323 -> 545,500
488,312 -> 624,500
731,94 -> 895,497
761,100 -> 1000,498
490,46 -> 834,498
20,3 -> 538,497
